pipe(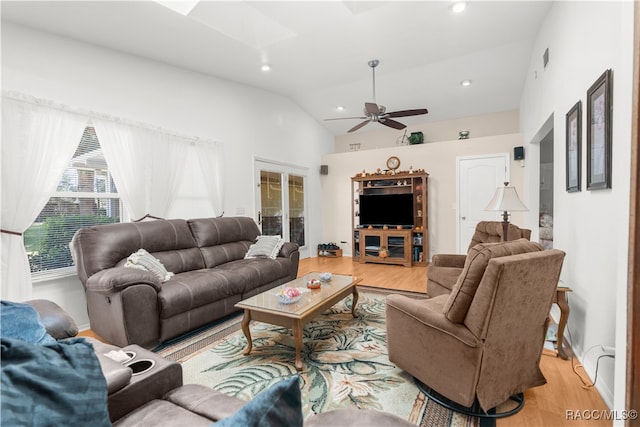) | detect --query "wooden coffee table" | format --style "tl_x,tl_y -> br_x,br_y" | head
235,273 -> 362,371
